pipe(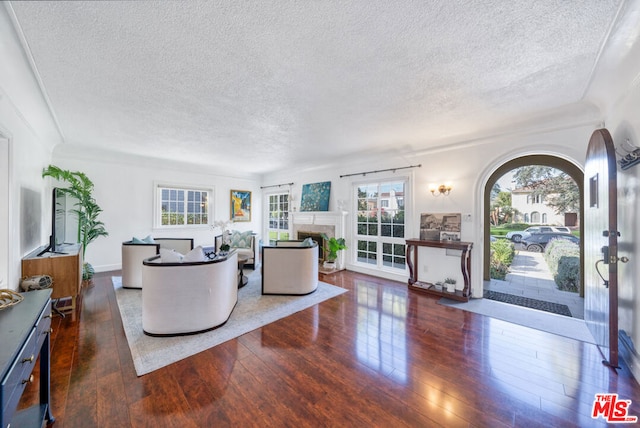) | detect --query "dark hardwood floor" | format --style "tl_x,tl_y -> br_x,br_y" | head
20,270 -> 640,427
